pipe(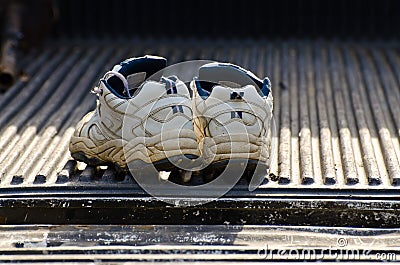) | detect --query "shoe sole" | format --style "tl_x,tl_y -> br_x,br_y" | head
201,158 -> 275,189
69,129 -> 200,172
72,151 -> 198,173
71,151 -> 127,173
129,154 -> 199,172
